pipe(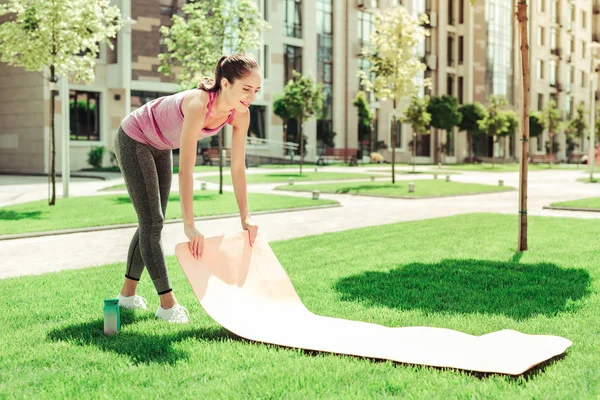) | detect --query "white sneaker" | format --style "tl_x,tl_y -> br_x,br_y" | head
116,293 -> 148,310
155,304 -> 190,323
